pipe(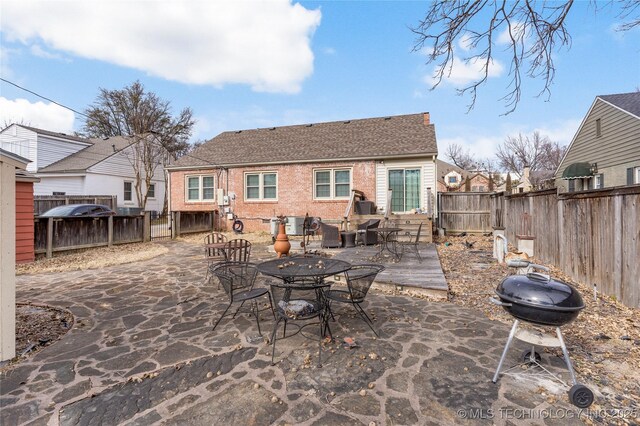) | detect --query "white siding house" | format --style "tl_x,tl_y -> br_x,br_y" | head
0,125 -> 166,212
